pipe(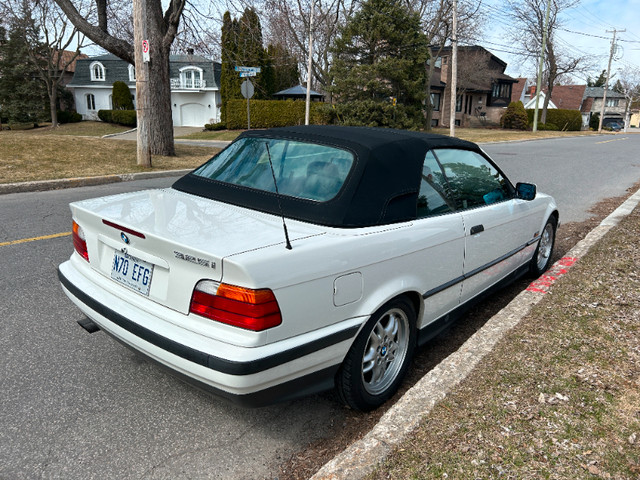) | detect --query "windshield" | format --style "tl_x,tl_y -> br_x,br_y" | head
192,137 -> 354,202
